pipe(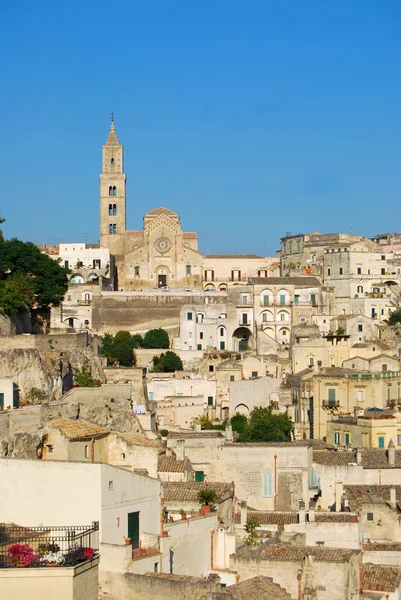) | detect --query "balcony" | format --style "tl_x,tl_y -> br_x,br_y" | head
132,533 -> 161,561
239,320 -> 252,327
322,400 -> 340,409
0,522 -> 99,568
